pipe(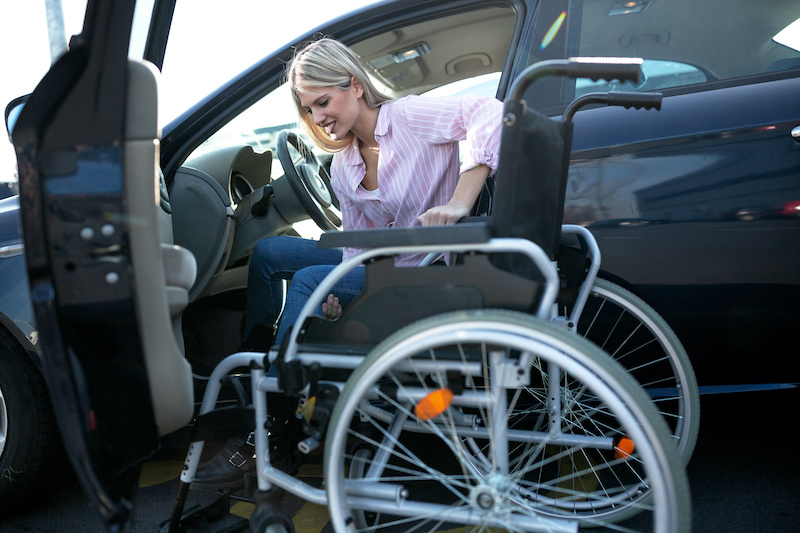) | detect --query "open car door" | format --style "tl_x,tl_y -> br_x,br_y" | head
11,0 -> 192,528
